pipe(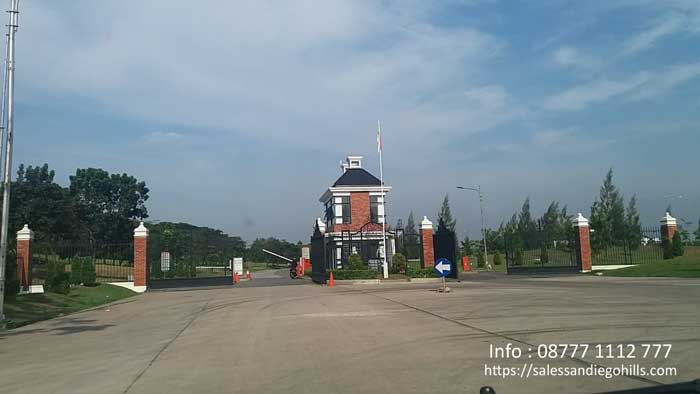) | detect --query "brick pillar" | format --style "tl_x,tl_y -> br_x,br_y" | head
660,212 -> 677,242
16,224 -> 33,292
133,222 -> 149,288
573,213 -> 592,272
420,216 -> 435,269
